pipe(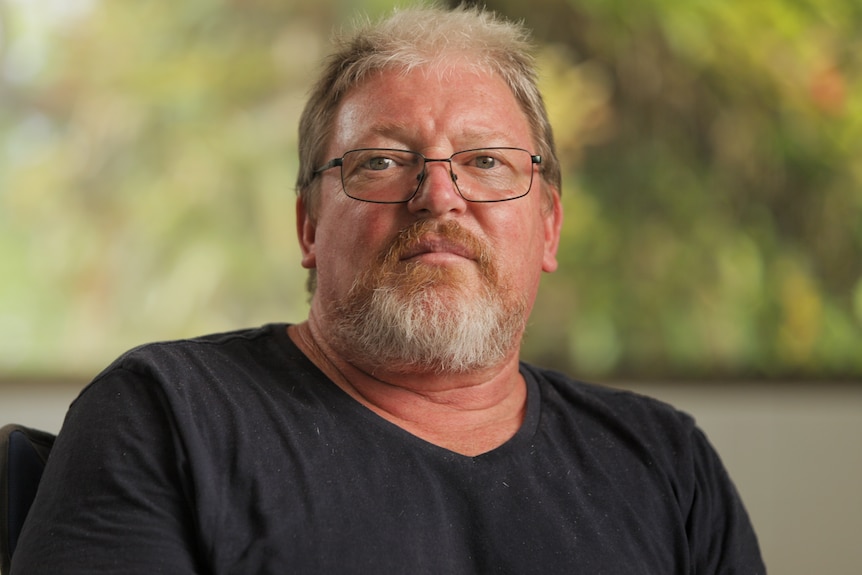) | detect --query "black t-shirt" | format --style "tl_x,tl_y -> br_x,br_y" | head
12,324 -> 764,574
